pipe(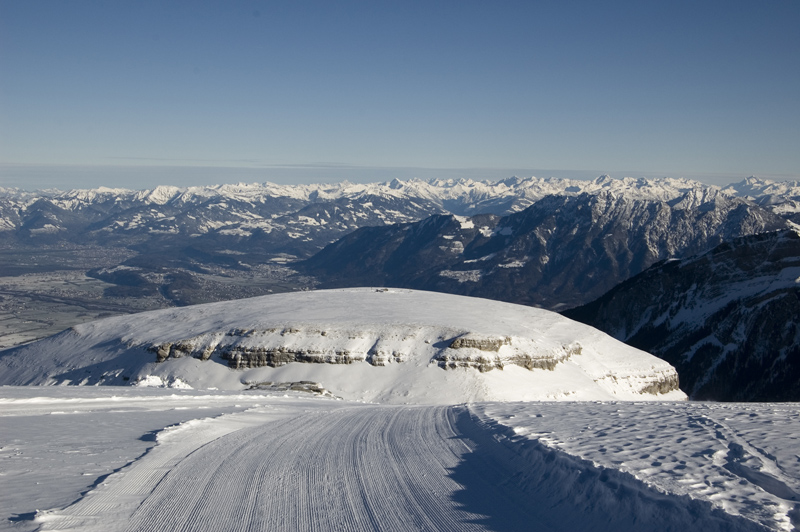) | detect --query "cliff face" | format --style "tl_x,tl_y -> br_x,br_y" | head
566,230 -> 800,401
148,327 -> 589,375
146,325 -> 680,396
